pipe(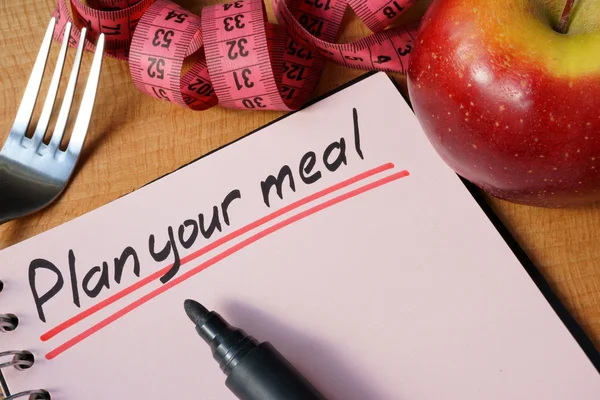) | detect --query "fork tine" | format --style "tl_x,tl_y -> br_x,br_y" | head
48,28 -> 88,154
31,22 -> 72,149
66,33 -> 105,156
9,17 -> 56,140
